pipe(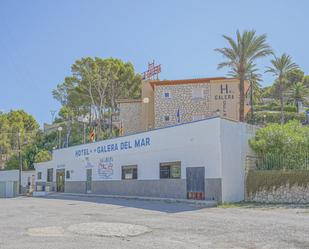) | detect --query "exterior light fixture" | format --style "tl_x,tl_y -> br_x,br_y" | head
143,97 -> 150,104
